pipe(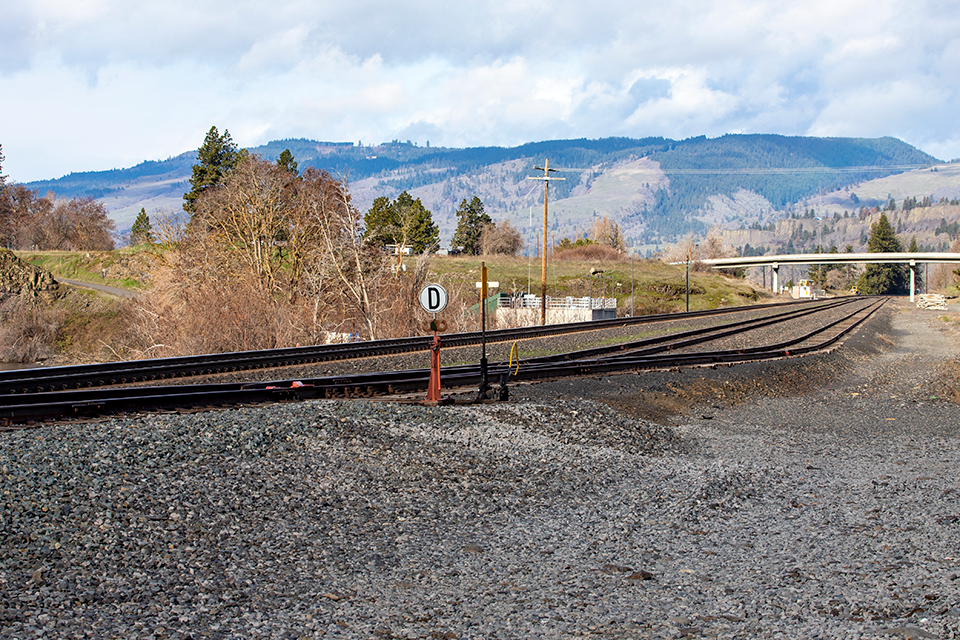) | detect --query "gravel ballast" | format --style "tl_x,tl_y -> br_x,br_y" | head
2,299 -> 960,639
